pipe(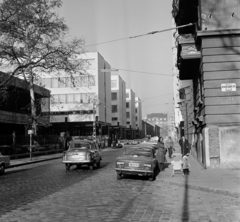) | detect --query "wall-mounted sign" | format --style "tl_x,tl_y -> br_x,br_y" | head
221,83 -> 236,92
